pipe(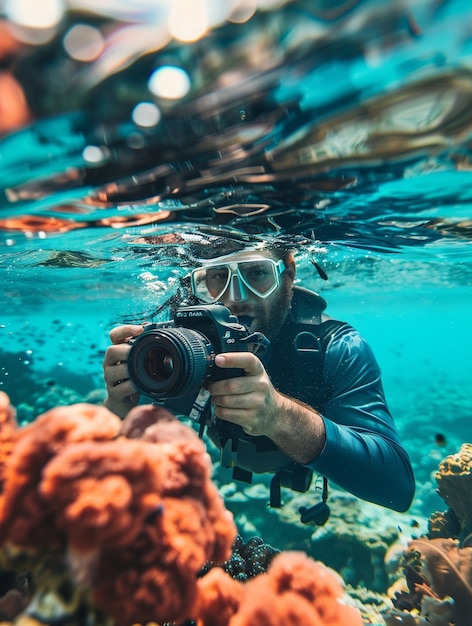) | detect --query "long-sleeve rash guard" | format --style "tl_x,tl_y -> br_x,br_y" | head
303,323 -> 415,512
